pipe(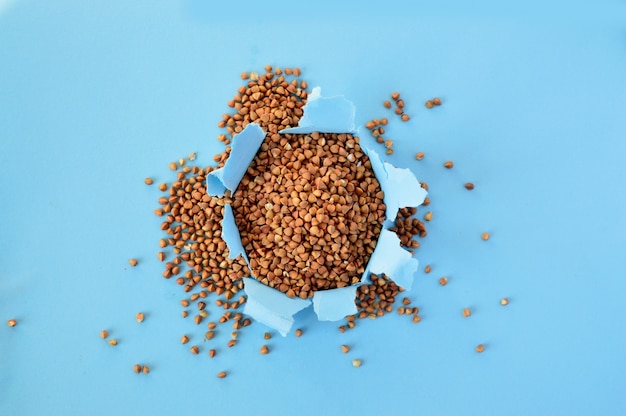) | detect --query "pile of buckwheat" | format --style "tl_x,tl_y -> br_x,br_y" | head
110,65 -> 501,378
